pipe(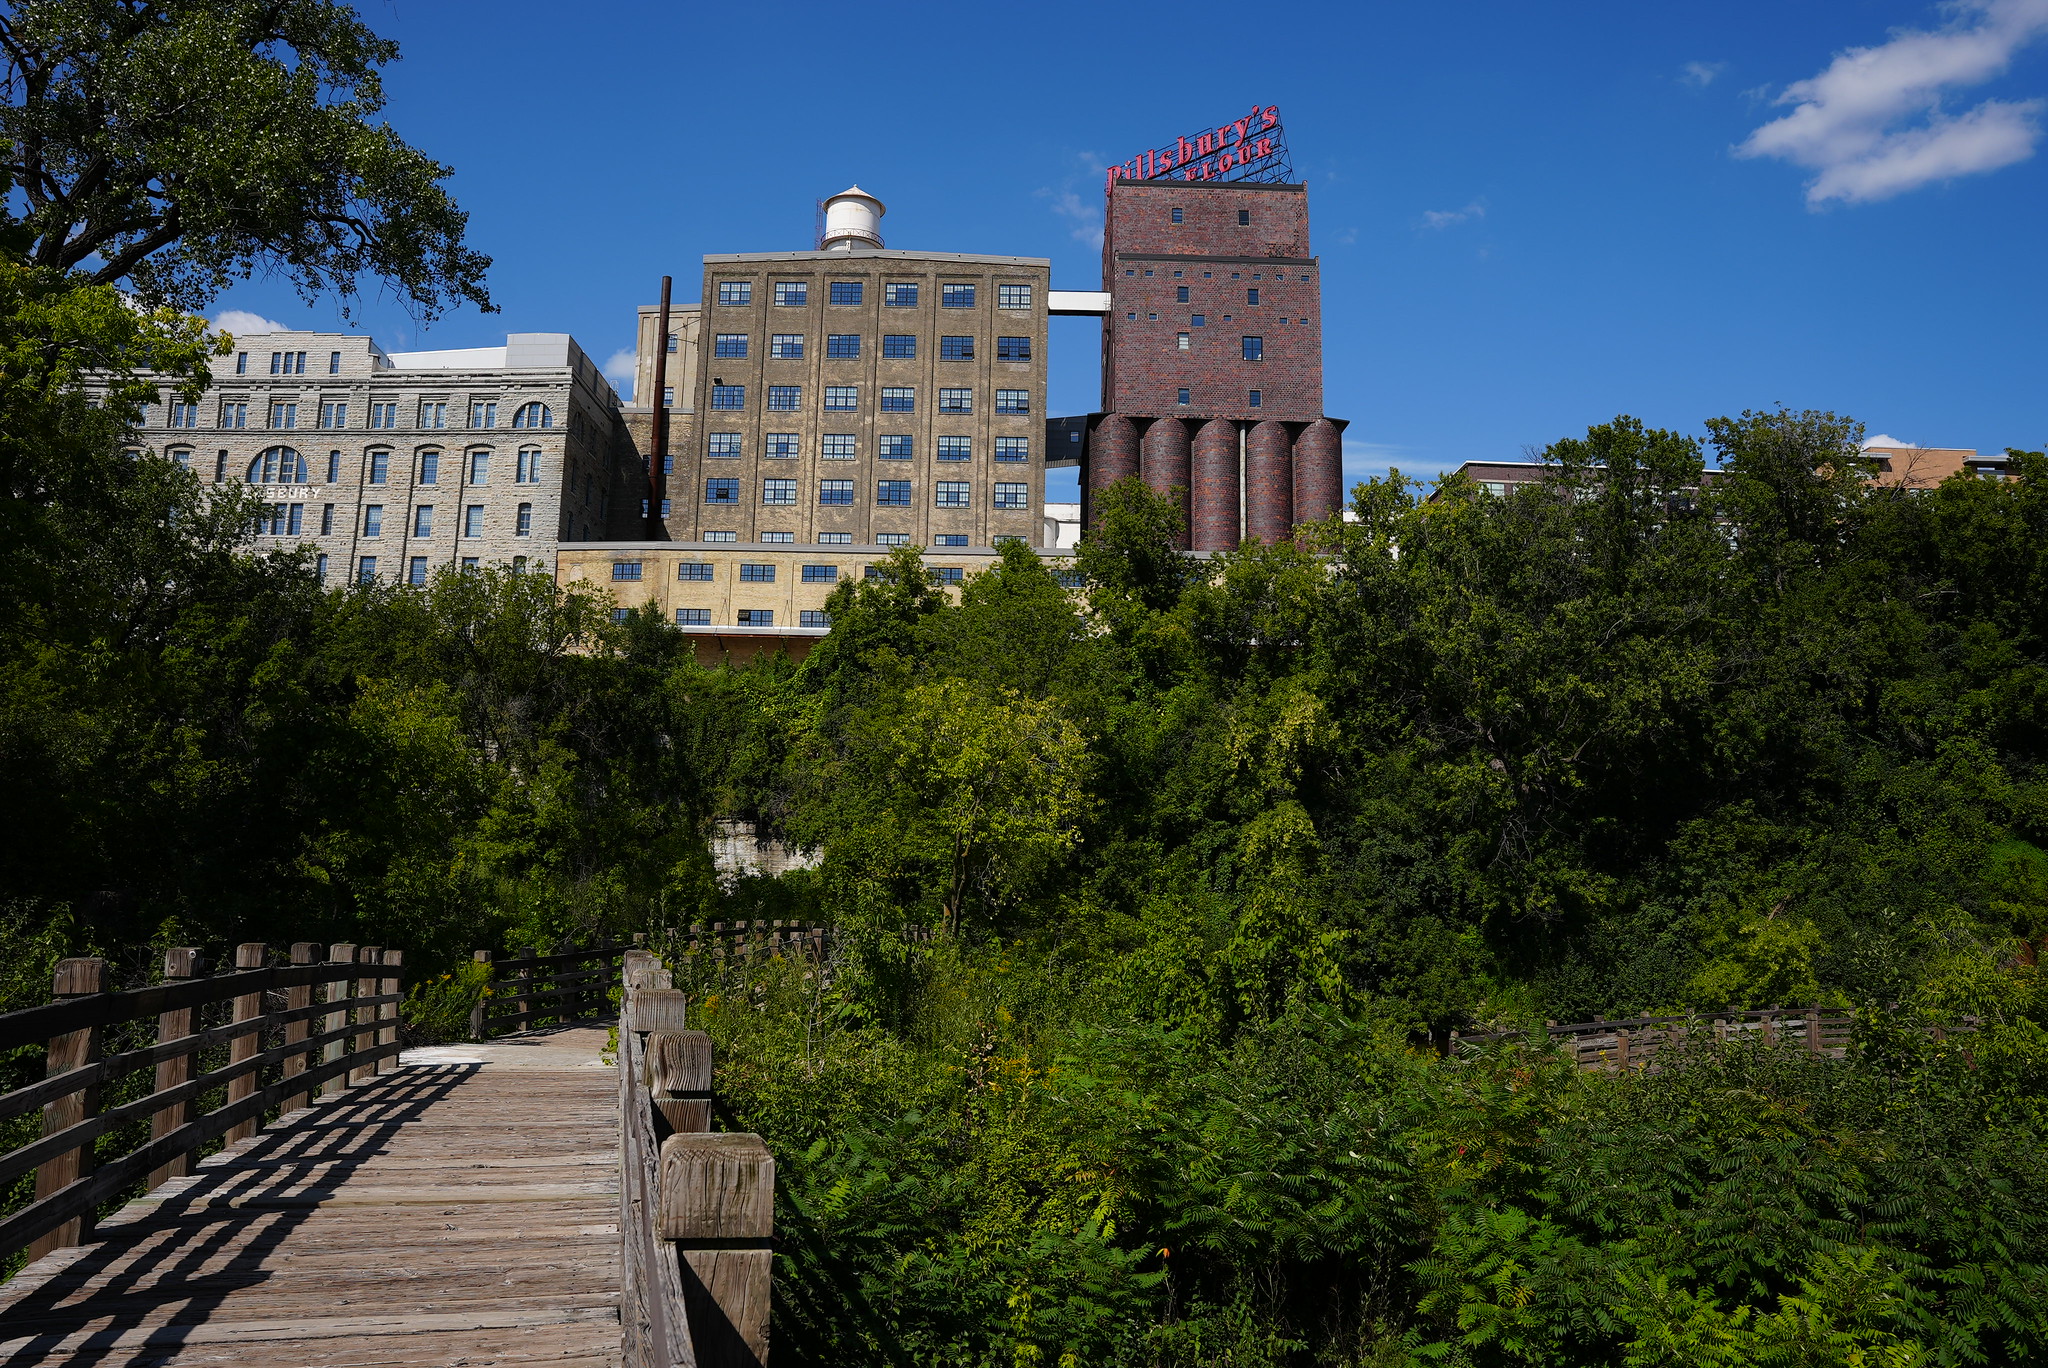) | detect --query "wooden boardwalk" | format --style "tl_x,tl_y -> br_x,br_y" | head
0,1026 -> 622,1367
